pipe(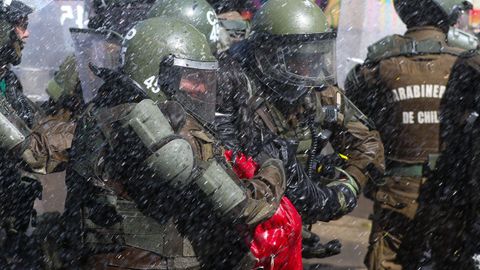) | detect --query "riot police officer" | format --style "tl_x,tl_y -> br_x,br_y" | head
423,44 -> 480,270
64,17 -> 286,269
0,2 -> 38,267
228,0 -> 385,256
344,0 -> 475,269
145,0 -> 251,152
146,0 -> 220,54
206,0 -> 253,52
0,0 -> 34,126
0,1 -> 75,268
